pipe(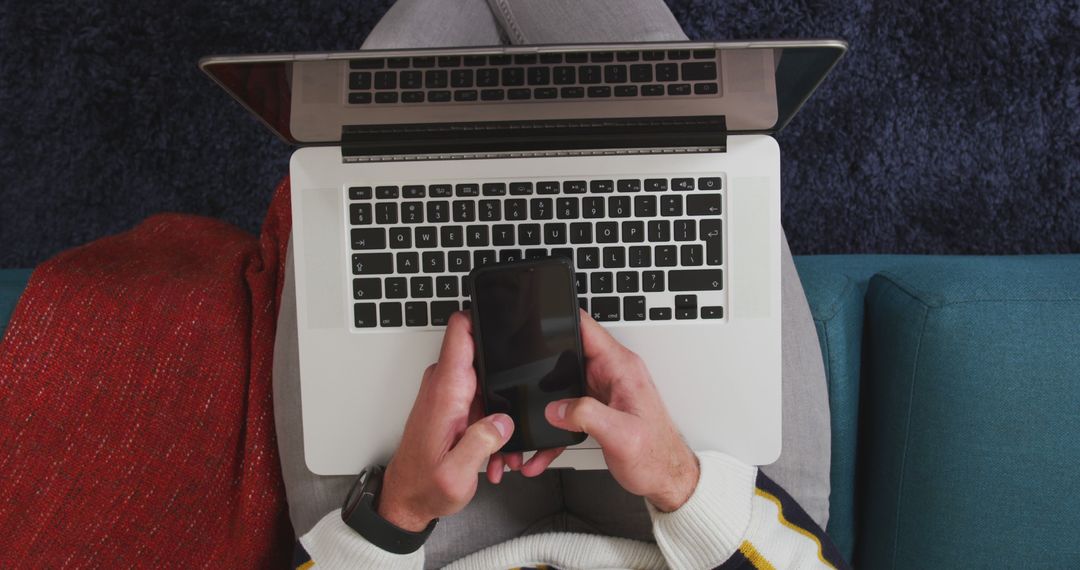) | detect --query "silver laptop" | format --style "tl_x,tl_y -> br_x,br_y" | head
201,40 -> 846,475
